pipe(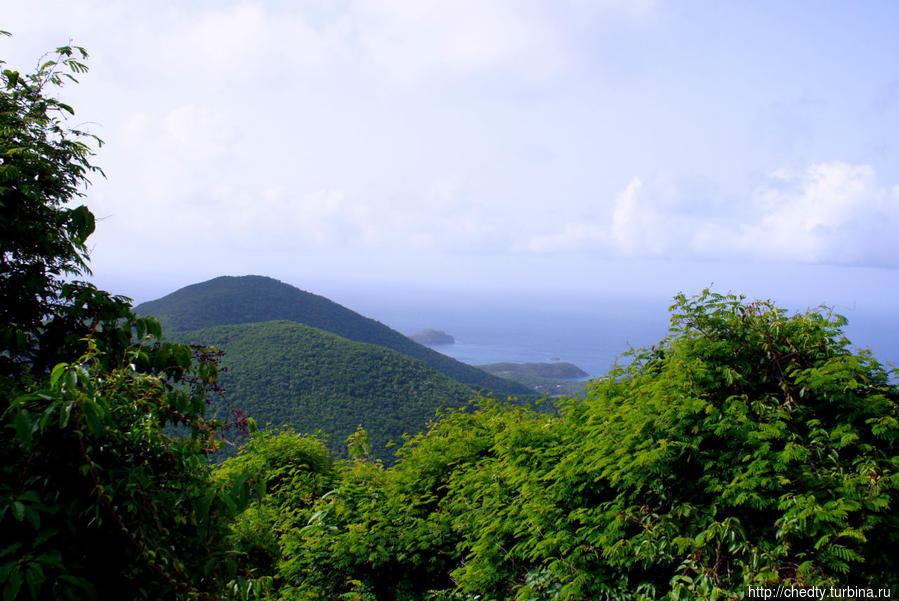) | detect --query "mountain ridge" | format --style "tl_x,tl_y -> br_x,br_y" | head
135,275 -> 532,396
